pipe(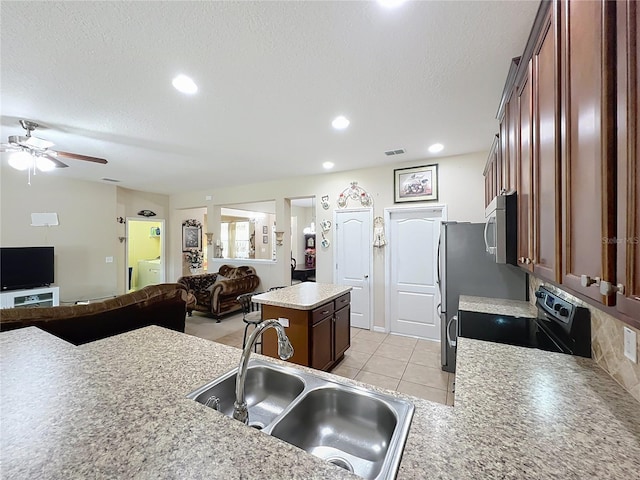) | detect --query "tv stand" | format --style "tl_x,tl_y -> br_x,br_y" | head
0,286 -> 60,309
